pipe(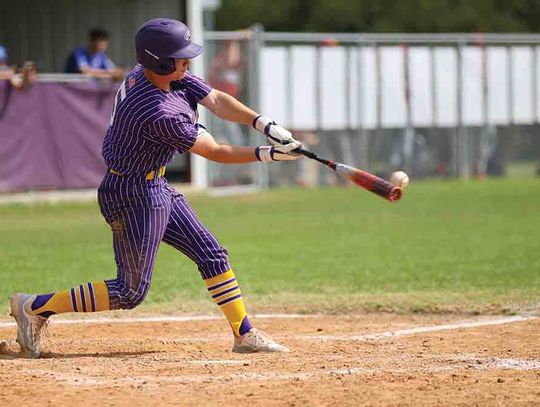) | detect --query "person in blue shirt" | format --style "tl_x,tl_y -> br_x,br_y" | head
0,45 -> 8,71
64,28 -> 123,79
